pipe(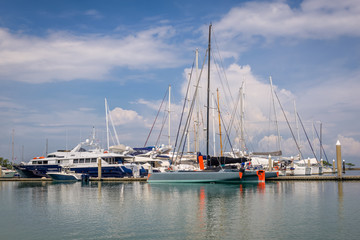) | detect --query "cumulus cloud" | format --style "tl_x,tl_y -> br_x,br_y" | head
0,26 -> 181,83
337,135 -> 360,157
110,107 -> 144,126
210,0 -> 360,58
180,59 -> 298,153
